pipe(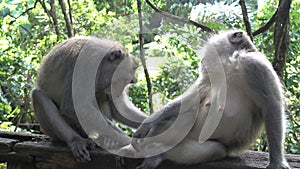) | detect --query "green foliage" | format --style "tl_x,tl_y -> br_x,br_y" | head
0,163 -> 6,169
93,0 -> 136,15
72,1 -> 116,36
129,78 -> 151,113
149,24 -> 200,100
128,23 -> 201,112
285,55 -> 300,154
95,14 -> 140,53
190,1 -> 244,30
1,0 -> 62,132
